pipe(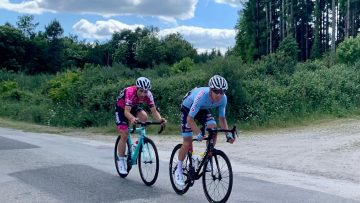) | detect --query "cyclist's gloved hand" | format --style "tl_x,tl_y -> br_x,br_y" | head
160,117 -> 167,124
226,133 -> 235,144
196,132 -> 204,142
130,117 -> 138,124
